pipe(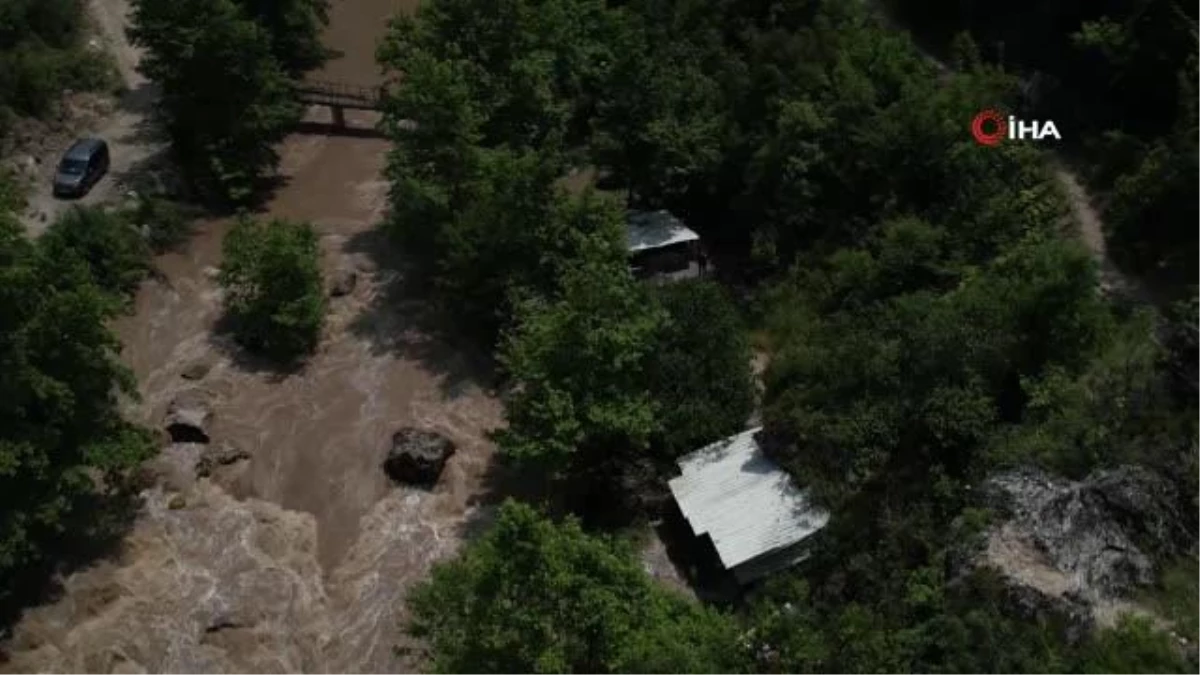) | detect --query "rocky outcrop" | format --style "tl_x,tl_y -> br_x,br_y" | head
383,428 -> 456,487
969,466 -> 1191,633
164,390 -> 213,444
